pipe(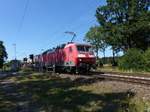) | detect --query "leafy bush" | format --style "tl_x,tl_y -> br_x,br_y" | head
20,67 -> 33,73
119,48 -> 145,71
